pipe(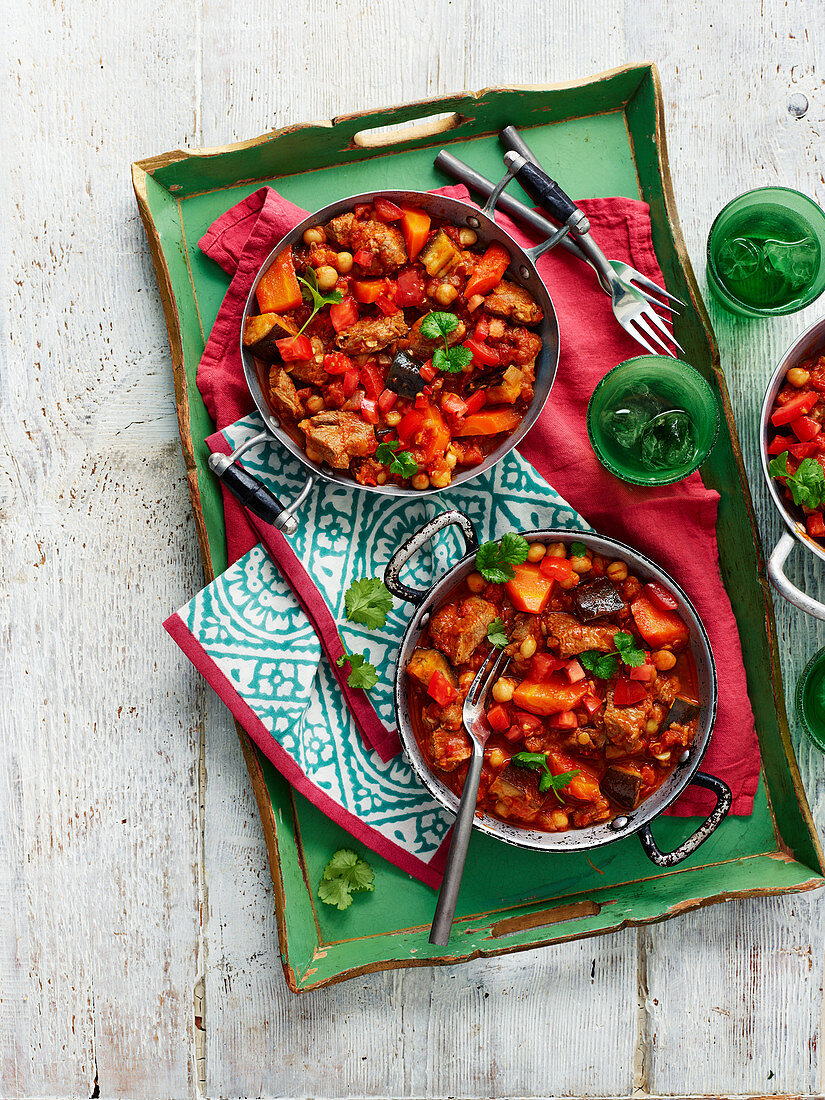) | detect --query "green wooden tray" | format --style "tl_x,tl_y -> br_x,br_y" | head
134,63 -> 824,993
